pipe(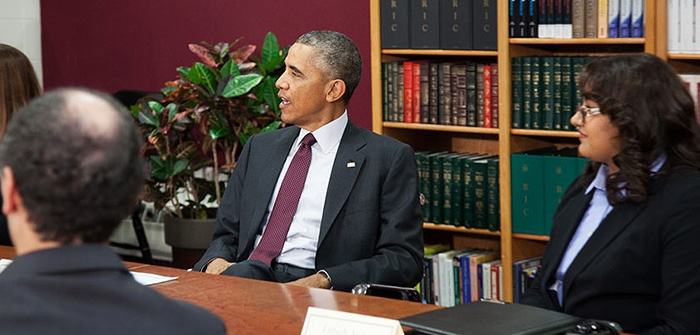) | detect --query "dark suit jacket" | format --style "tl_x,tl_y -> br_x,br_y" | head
0,244 -> 226,335
520,166 -> 700,334
193,122 -> 424,291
